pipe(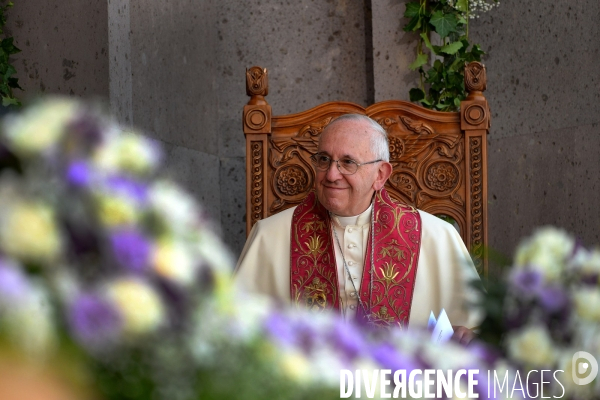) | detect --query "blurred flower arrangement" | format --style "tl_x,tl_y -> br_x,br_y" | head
0,97 -> 508,400
476,227 -> 600,399
3,98 -> 598,400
